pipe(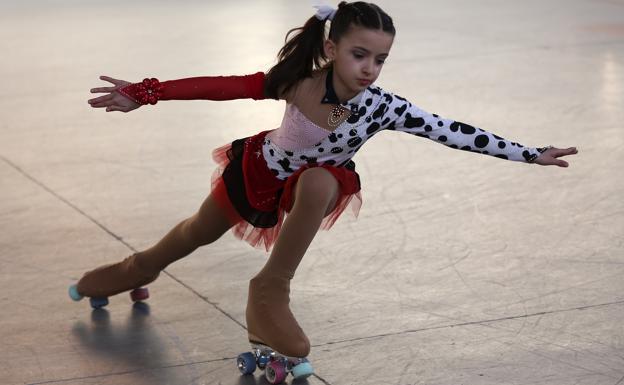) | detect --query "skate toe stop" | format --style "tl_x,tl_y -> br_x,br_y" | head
68,284 -> 83,301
